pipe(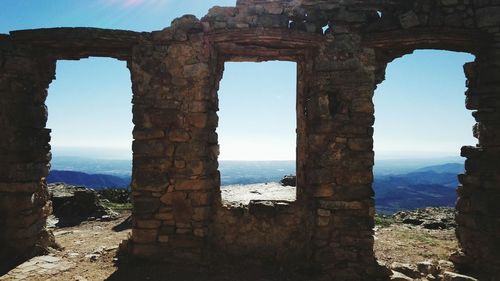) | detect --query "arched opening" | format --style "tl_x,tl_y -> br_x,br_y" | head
373,50 -> 476,273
